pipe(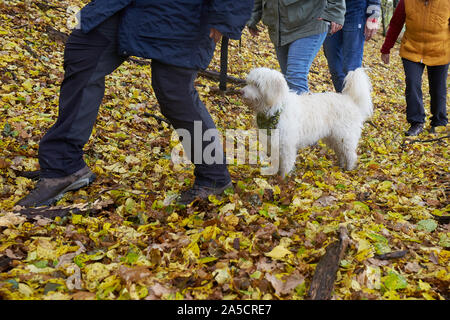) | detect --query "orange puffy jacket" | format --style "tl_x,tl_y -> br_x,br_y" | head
400,0 -> 450,66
